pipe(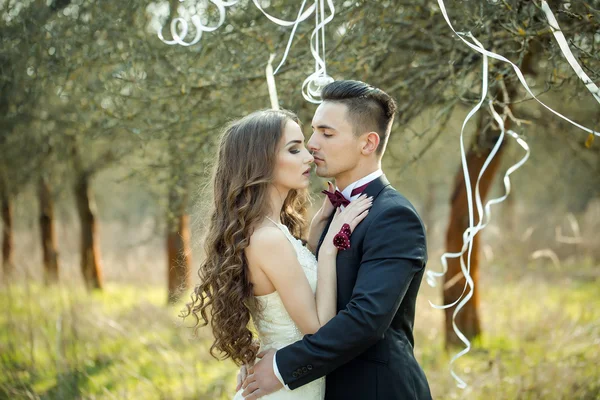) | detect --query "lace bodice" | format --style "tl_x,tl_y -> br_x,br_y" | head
233,219 -> 325,400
